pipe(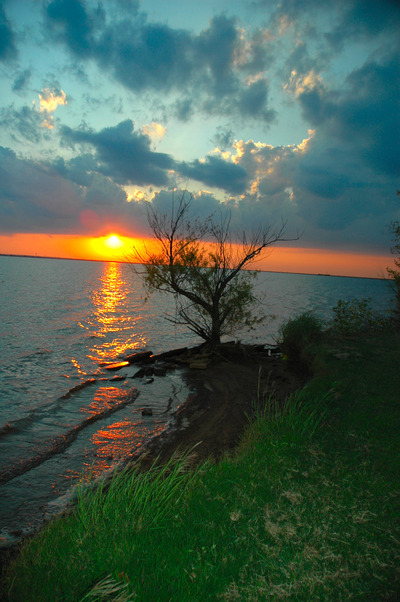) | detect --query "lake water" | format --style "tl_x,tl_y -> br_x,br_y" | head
0,255 -> 394,545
